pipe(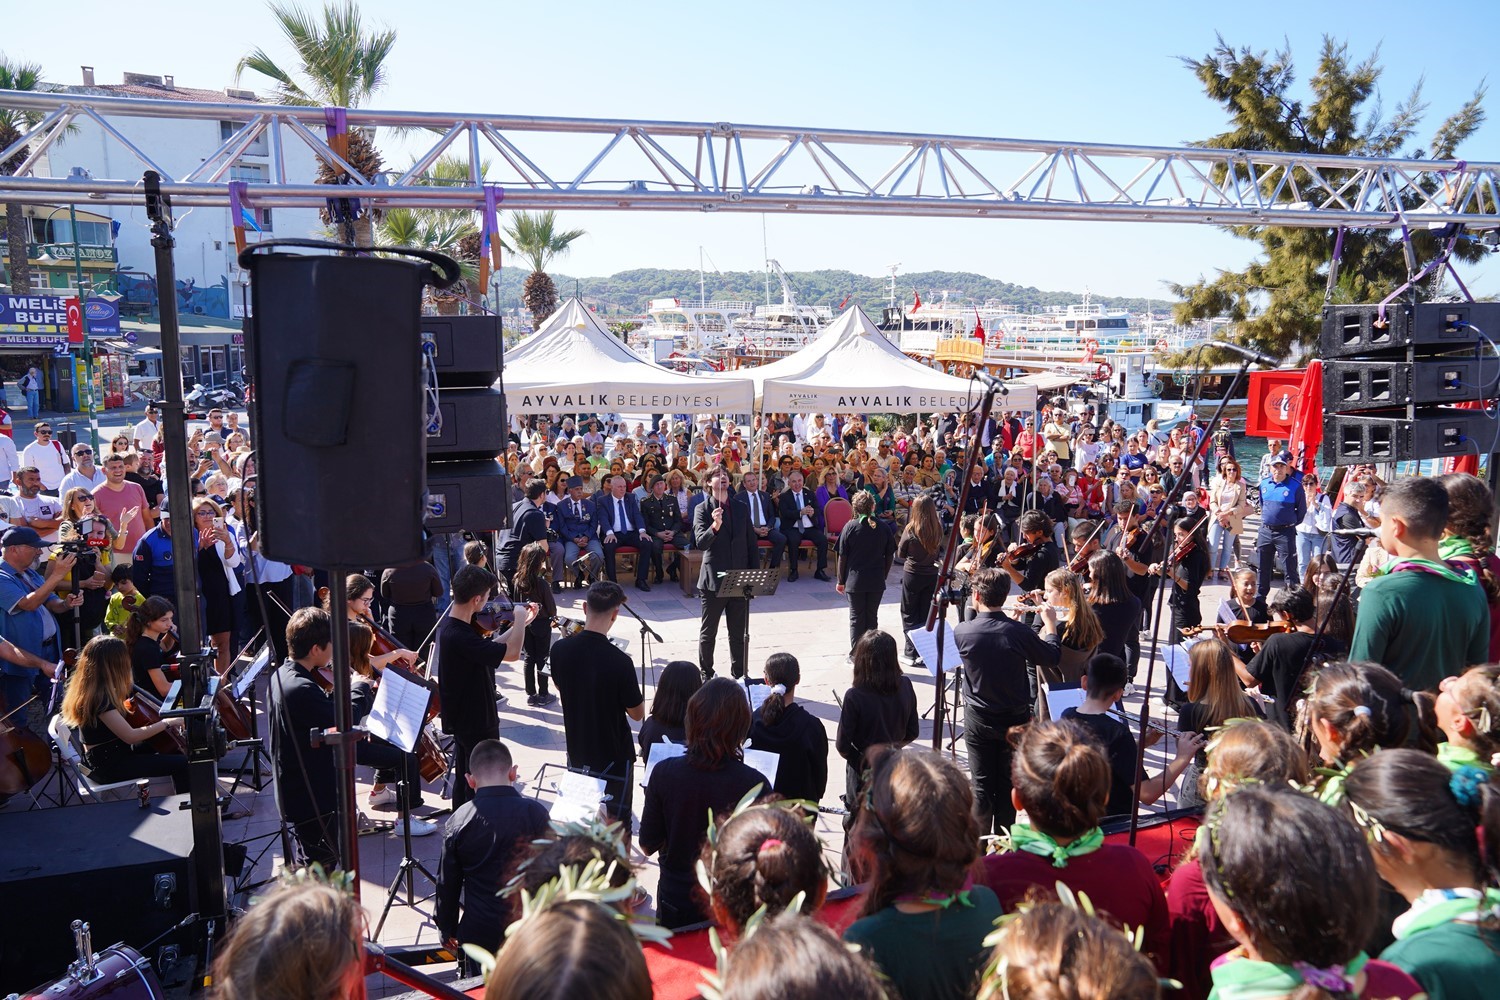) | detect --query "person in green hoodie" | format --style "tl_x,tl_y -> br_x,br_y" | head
1344,749 -> 1500,1000
1349,477 -> 1490,691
